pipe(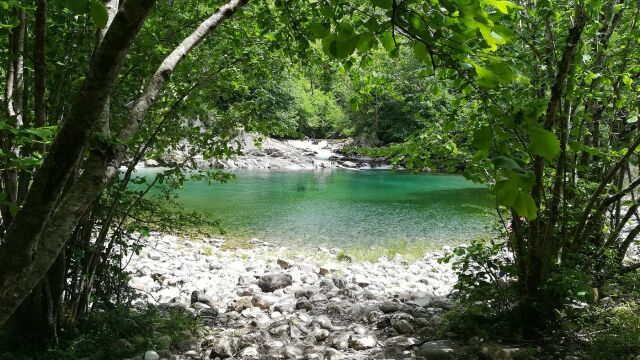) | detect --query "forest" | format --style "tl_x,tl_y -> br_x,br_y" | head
0,0 -> 639,359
